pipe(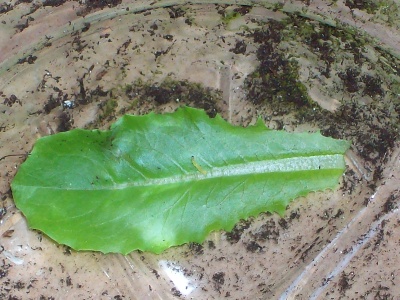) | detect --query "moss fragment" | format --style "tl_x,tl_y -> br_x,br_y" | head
98,98 -> 118,121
